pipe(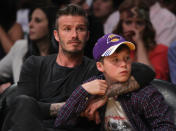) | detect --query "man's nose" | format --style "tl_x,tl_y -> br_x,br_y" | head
72,29 -> 78,38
